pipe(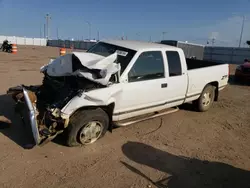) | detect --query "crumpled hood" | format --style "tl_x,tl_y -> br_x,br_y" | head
41,52 -> 120,86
